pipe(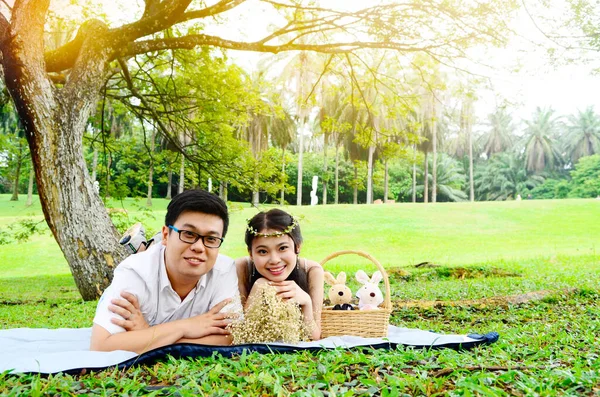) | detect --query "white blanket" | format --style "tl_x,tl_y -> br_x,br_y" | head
0,326 -> 487,374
